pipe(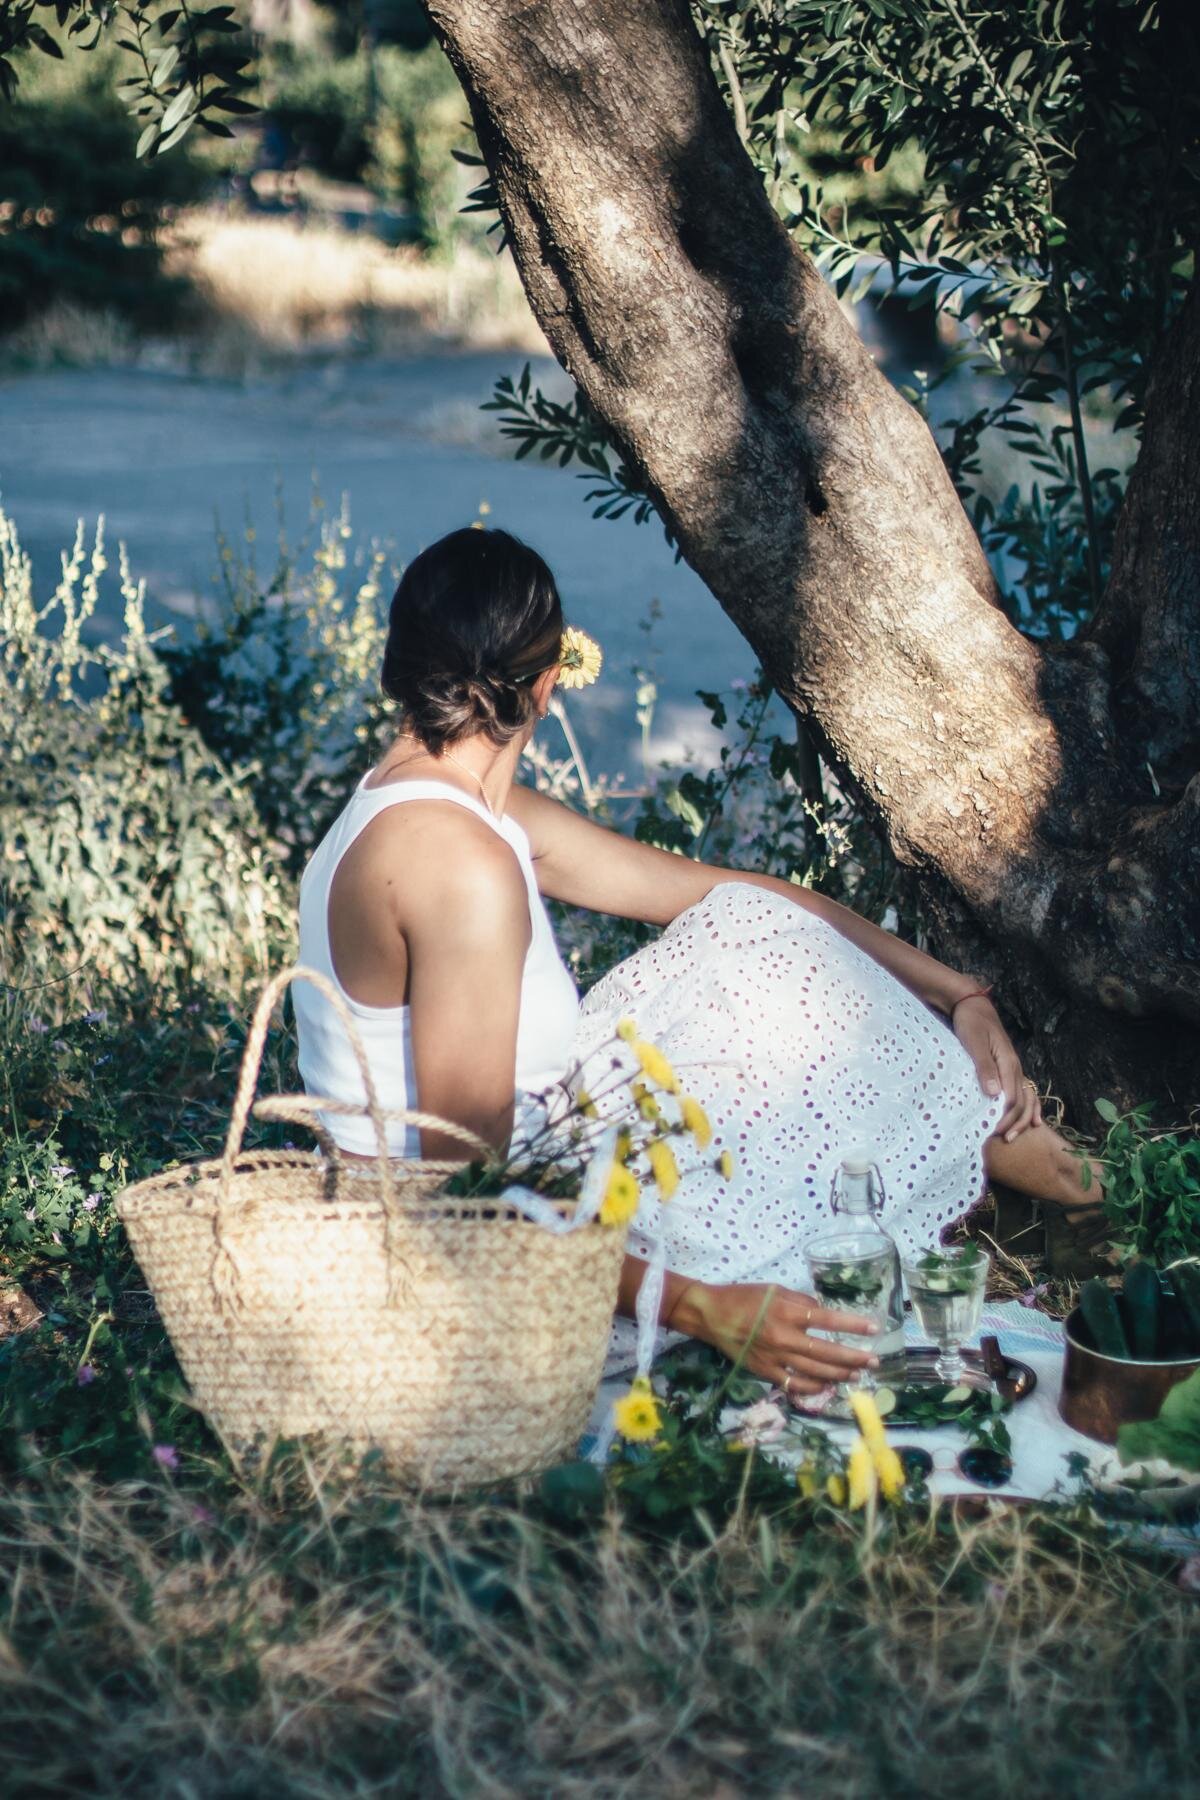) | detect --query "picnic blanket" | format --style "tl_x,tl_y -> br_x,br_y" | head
587,1301 -> 1138,1501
